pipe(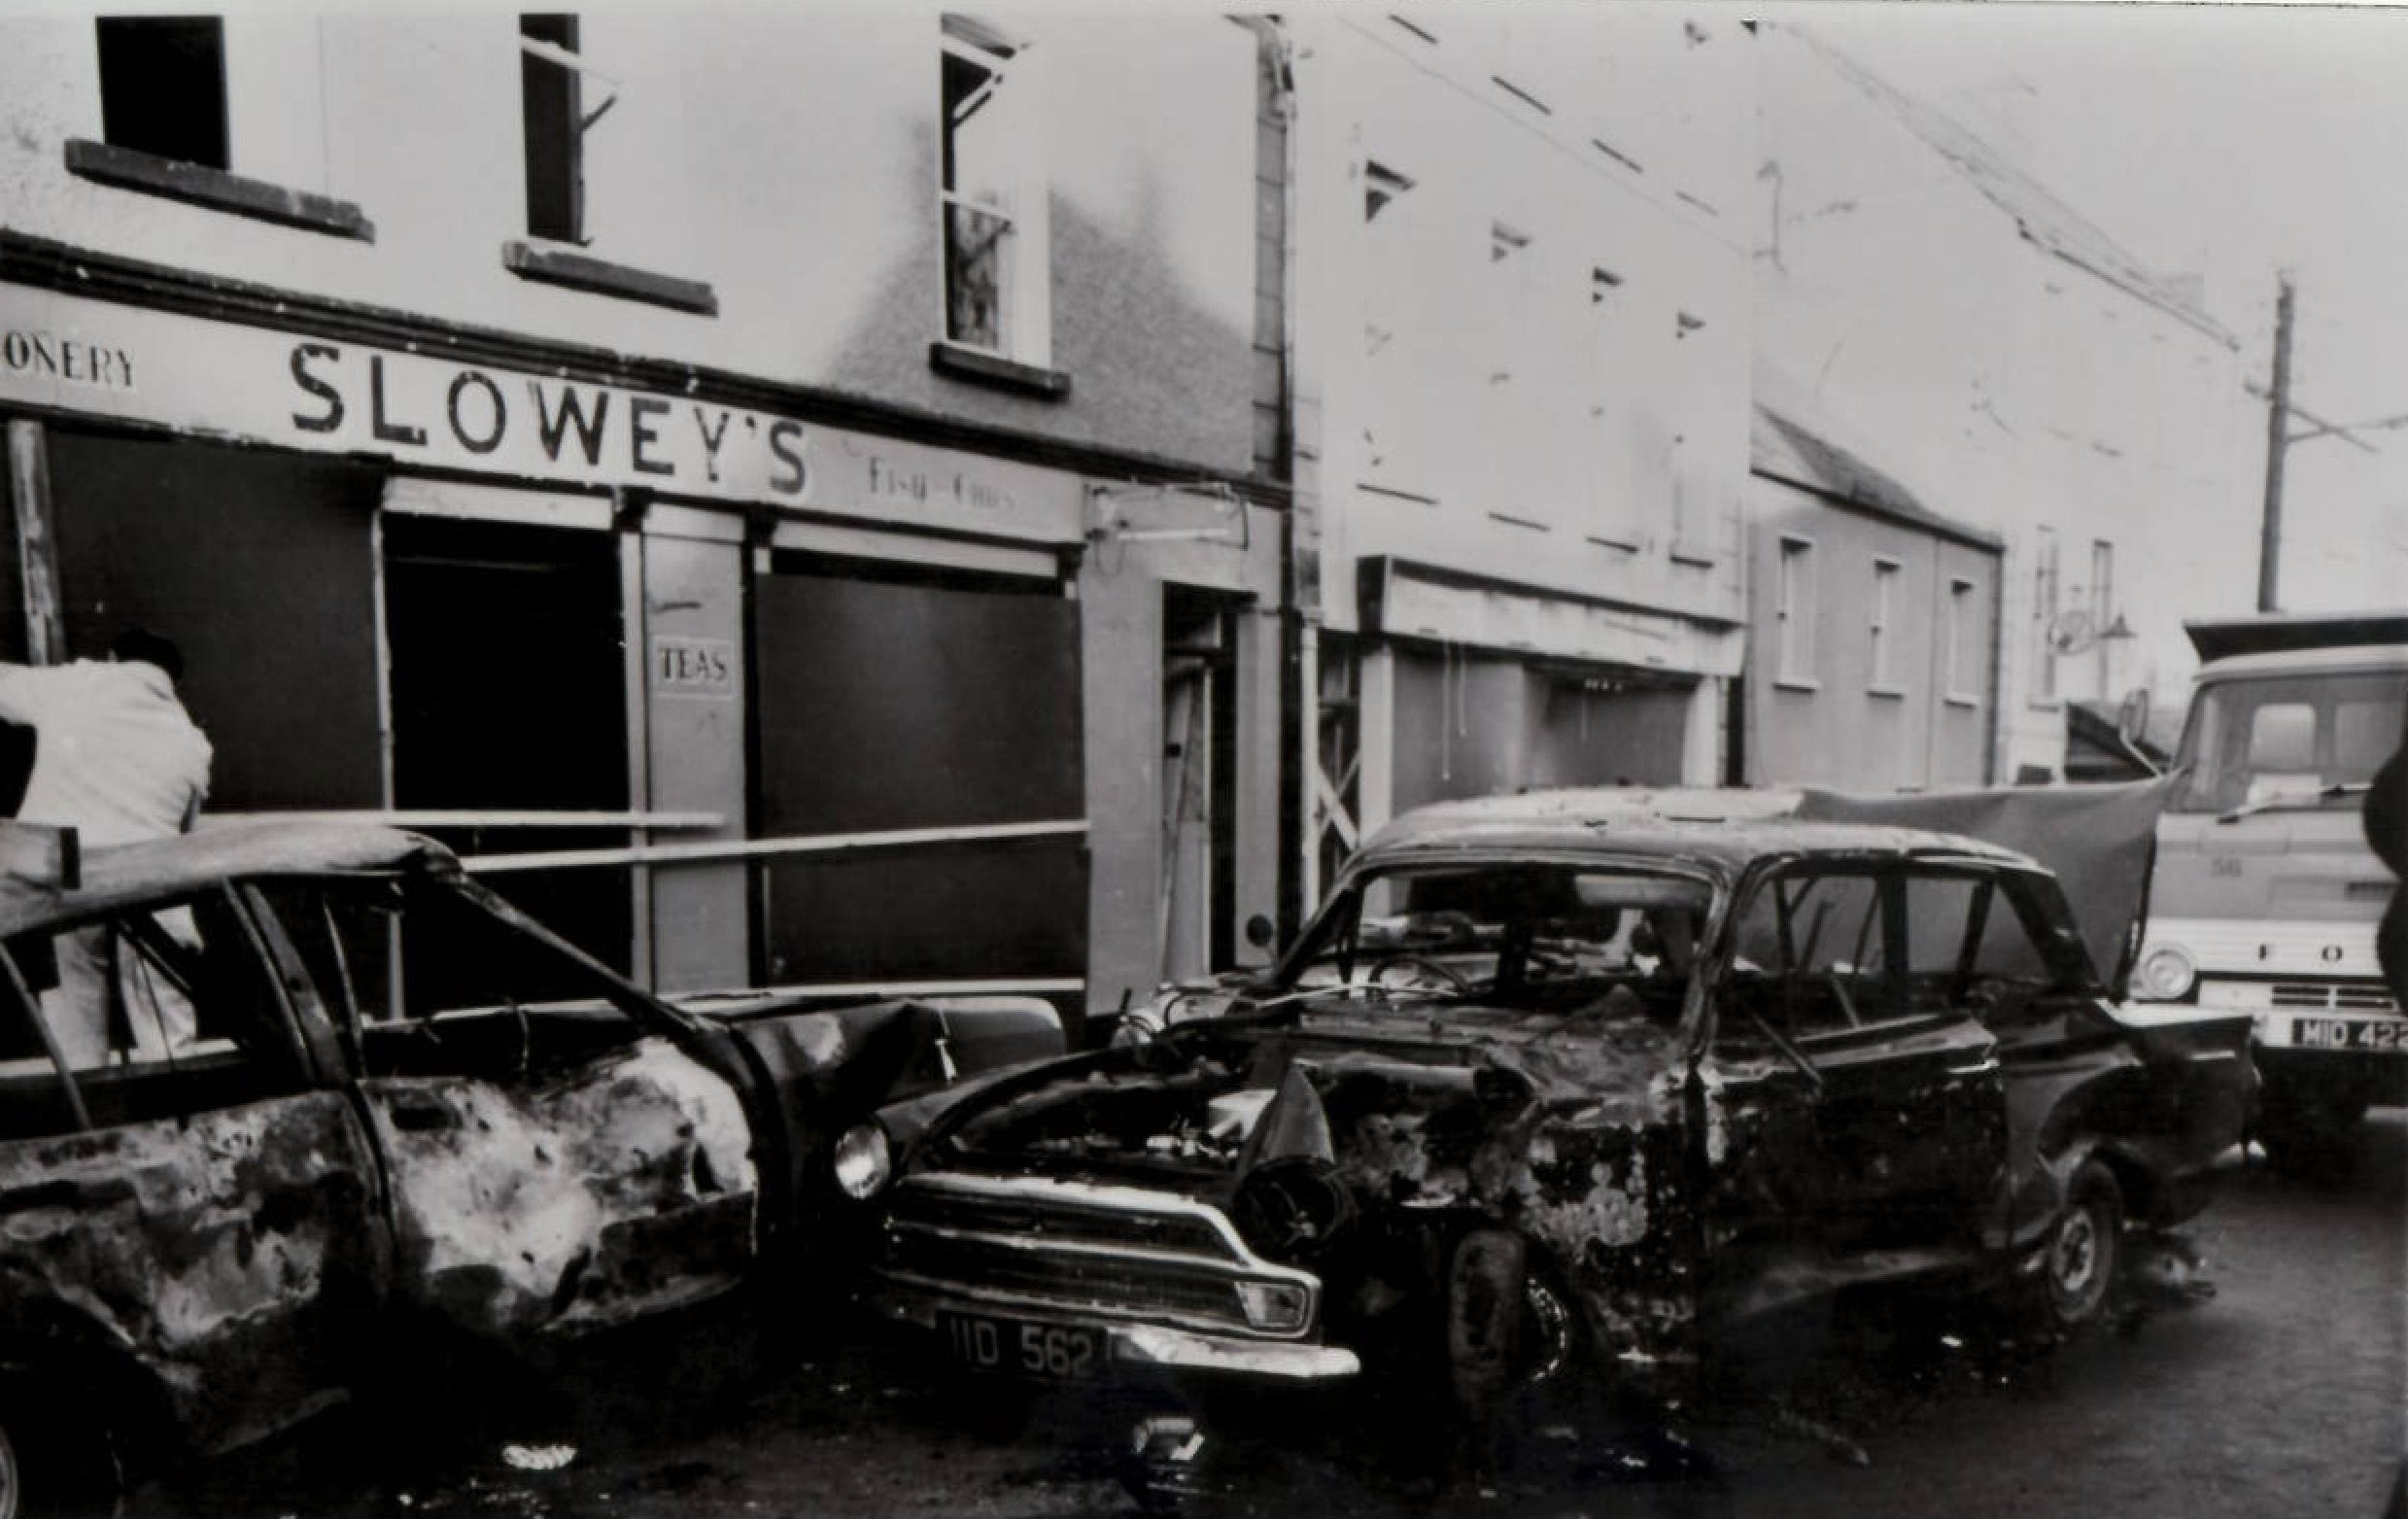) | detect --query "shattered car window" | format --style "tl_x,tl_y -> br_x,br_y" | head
0,889 -> 312,1137
1291,862 -> 1711,1017
251,878 -> 657,1084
